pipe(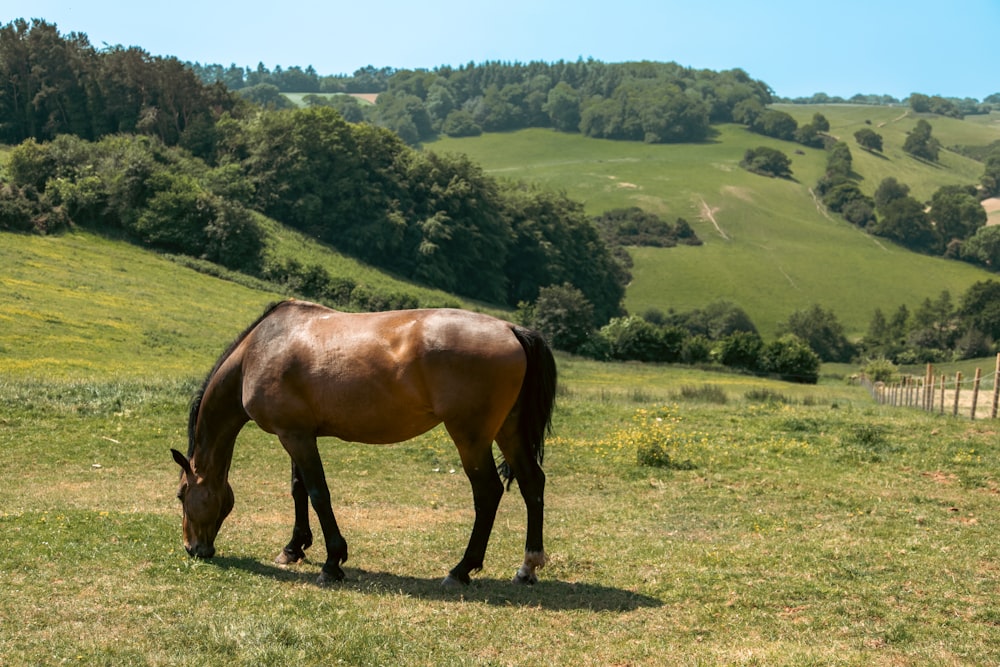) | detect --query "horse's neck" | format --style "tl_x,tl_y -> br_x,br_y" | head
191,363 -> 246,483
